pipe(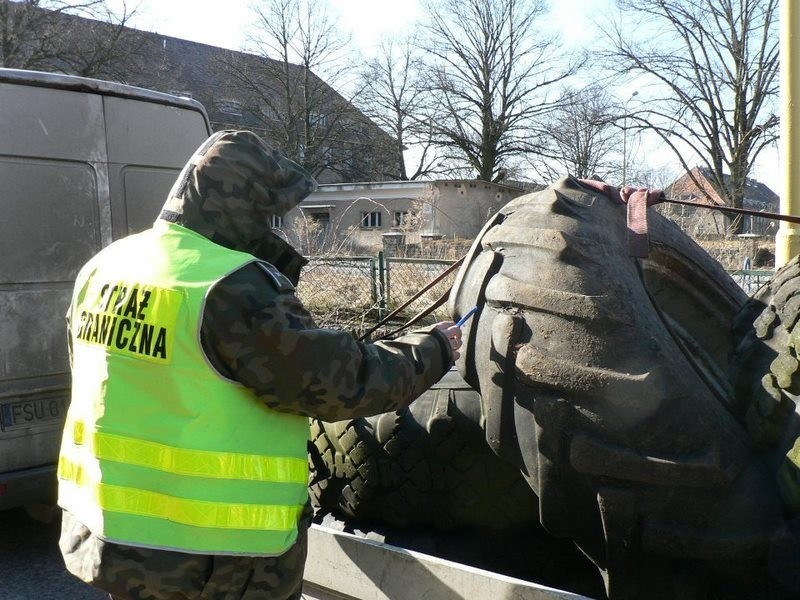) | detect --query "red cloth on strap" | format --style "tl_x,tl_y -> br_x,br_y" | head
579,180 -> 664,258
